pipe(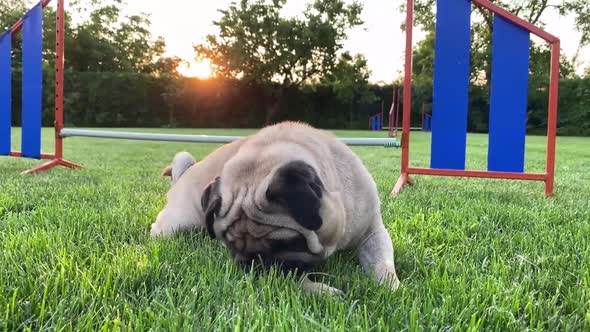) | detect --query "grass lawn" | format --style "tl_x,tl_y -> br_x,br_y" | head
1,128 -> 589,331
